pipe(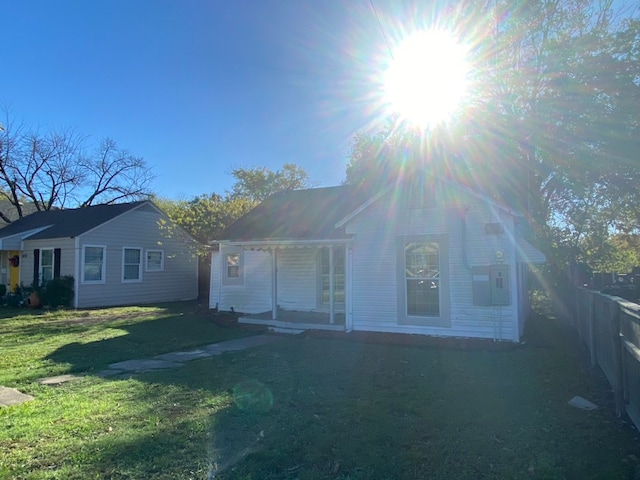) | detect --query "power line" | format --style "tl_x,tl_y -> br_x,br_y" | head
369,0 -> 394,60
